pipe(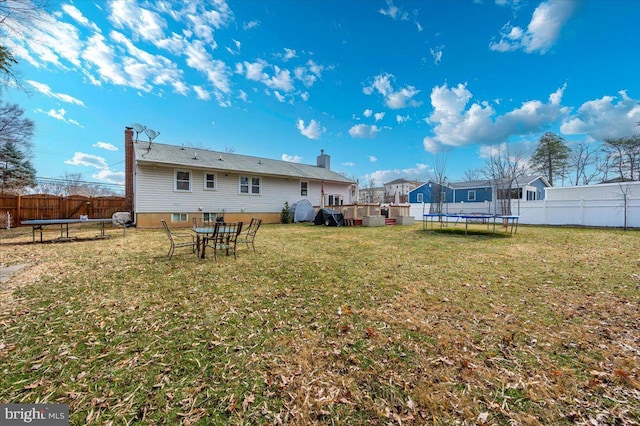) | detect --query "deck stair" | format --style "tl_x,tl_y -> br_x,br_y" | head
385,218 -> 396,225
